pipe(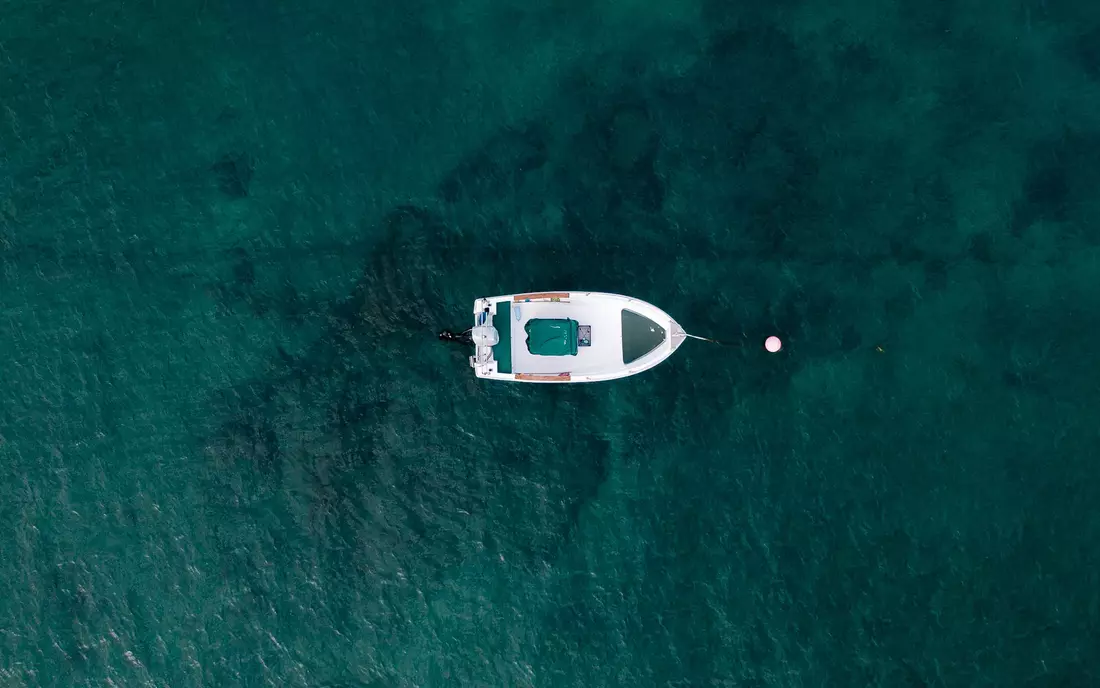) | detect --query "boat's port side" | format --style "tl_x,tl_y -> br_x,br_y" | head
513,292 -> 569,302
